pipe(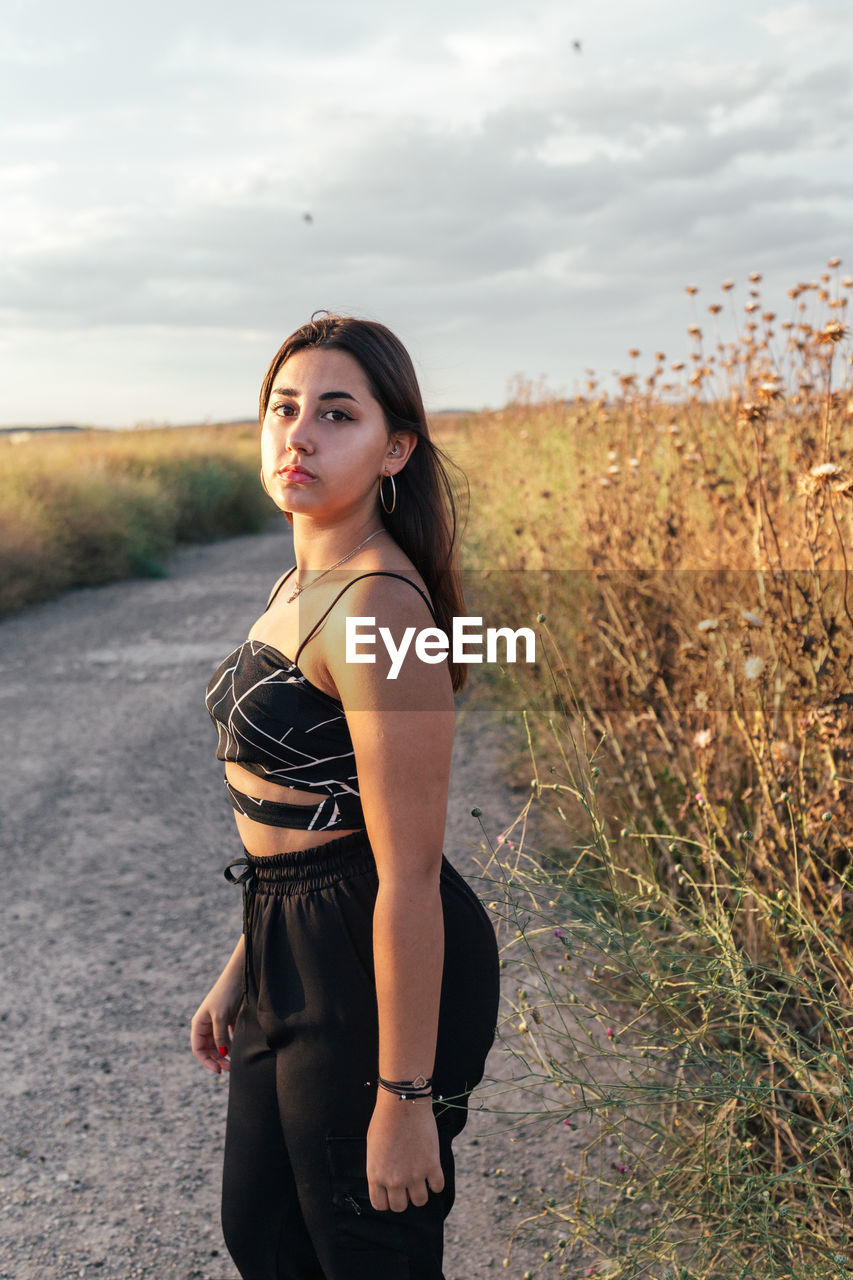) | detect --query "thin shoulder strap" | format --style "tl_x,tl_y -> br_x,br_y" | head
264,565 -> 297,611
294,571 -> 438,666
